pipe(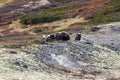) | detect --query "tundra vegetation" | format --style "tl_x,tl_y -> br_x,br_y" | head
20,2 -> 82,25
0,0 -> 120,80
73,0 -> 120,25
89,0 -> 120,24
